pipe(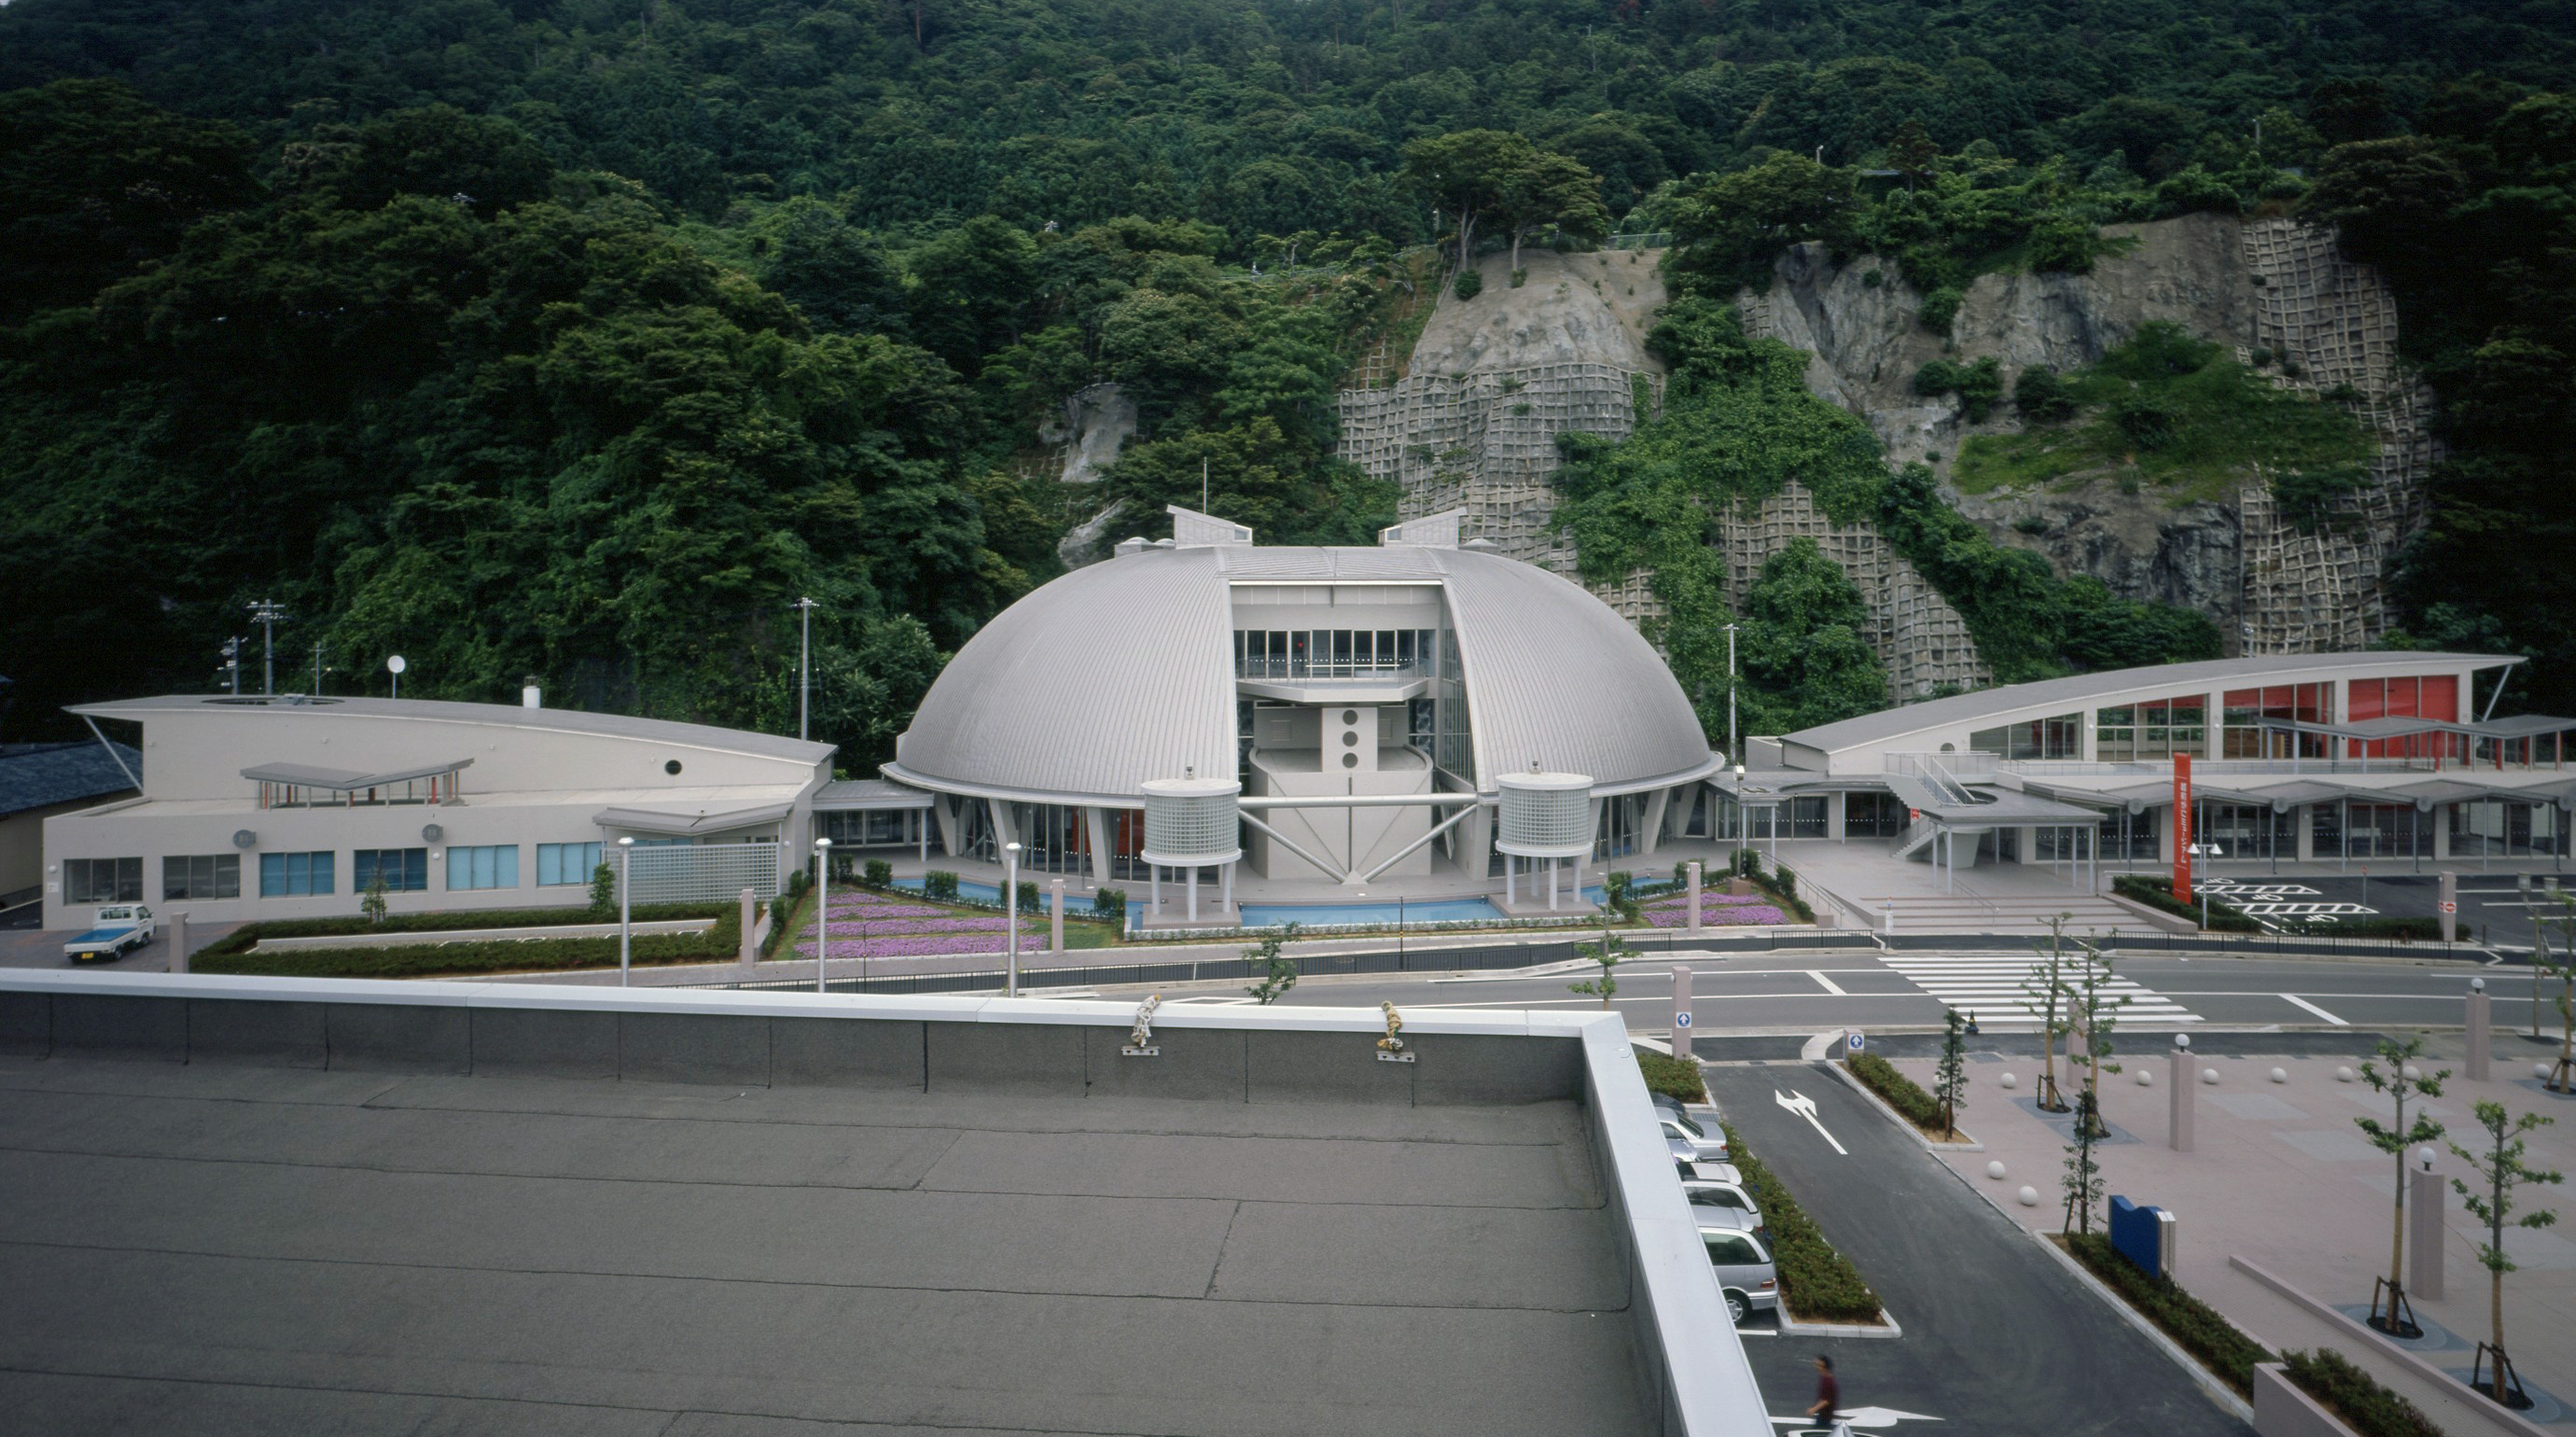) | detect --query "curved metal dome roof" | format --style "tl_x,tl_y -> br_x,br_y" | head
886,541 -> 1716,802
